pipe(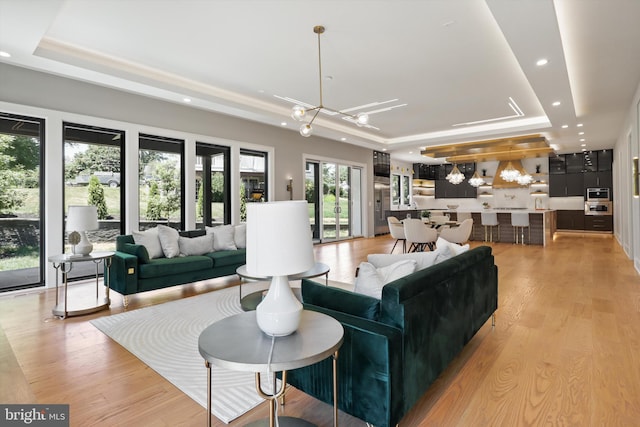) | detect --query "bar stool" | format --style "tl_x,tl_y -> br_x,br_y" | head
511,212 -> 530,245
481,212 -> 500,242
